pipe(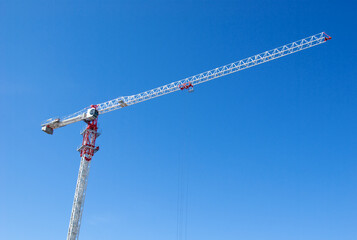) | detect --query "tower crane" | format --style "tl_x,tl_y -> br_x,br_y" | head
41,32 -> 331,240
